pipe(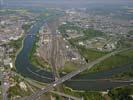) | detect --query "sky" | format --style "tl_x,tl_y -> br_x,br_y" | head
2,0 -> 133,8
